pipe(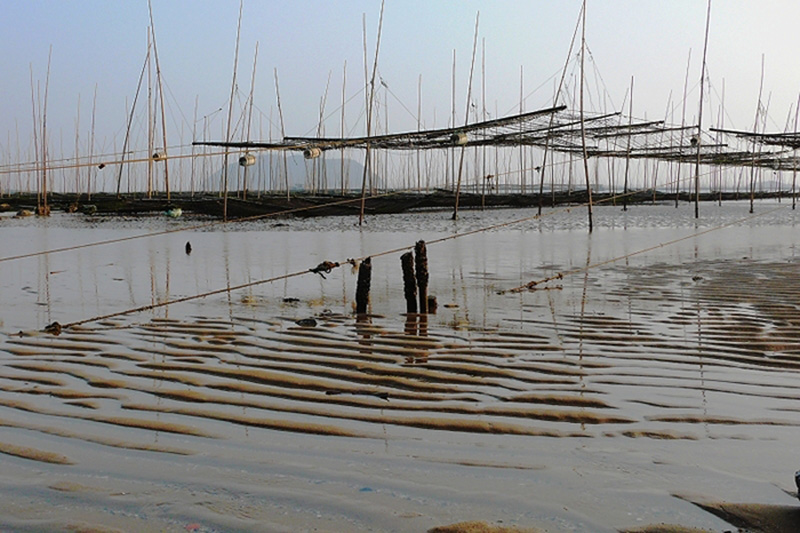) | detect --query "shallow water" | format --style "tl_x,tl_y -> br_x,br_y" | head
1,200 -> 800,531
